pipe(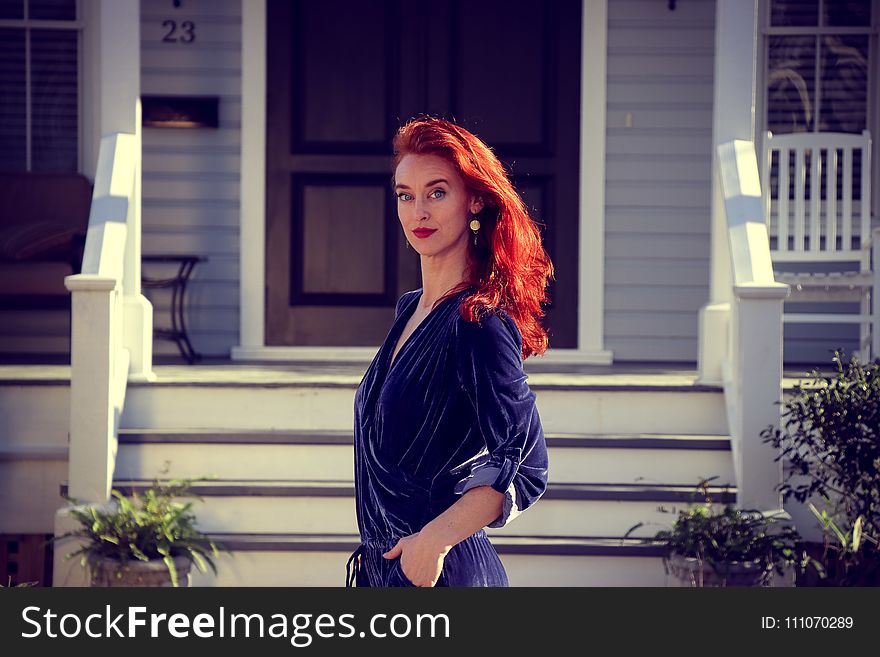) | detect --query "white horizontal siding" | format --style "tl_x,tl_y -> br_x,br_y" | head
142,174 -> 241,202
606,207 -> 711,233
606,285 -> 709,313
140,0 -> 242,358
606,109 -> 712,132
607,336 -> 699,361
606,234 -> 710,260
604,0 -> 715,363
0,310 -> 68,336
0,313 -> 69,355
602,0 -> 859,367
606,181 -> 710,207
606,311 -> 698,337
783,321 -> 859,366
606,260 -> 710,286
